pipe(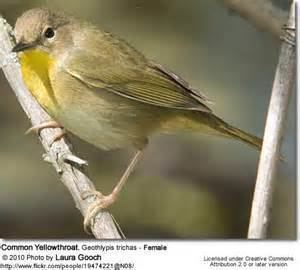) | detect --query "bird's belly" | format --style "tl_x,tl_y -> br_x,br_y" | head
54,90 -> 164,150
56,105 -> 138,150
